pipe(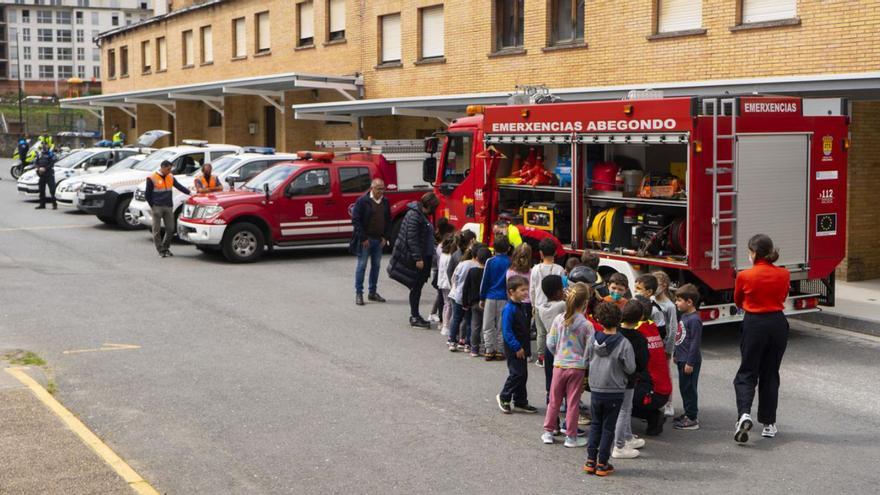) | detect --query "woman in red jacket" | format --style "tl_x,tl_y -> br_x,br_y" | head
732,234 -> 790,443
